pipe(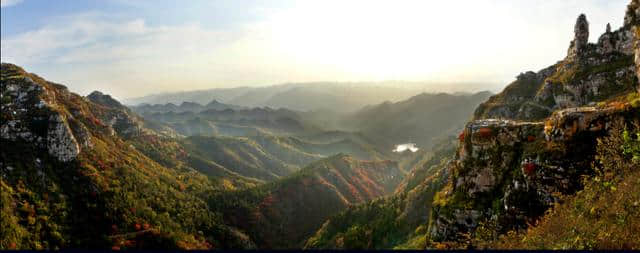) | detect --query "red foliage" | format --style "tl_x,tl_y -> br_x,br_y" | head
135,223 -> 141,231
96,161 -> 104,169
477,128 -> 492,138
524,163 -> 536,176
124,240 -> 136,247
8,242 -> 16,249
130,207 -> 136,213
111,245 -> 120,251
143,223 -> 150,230
527,135 -> 536,142
458,132 -> 465,142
